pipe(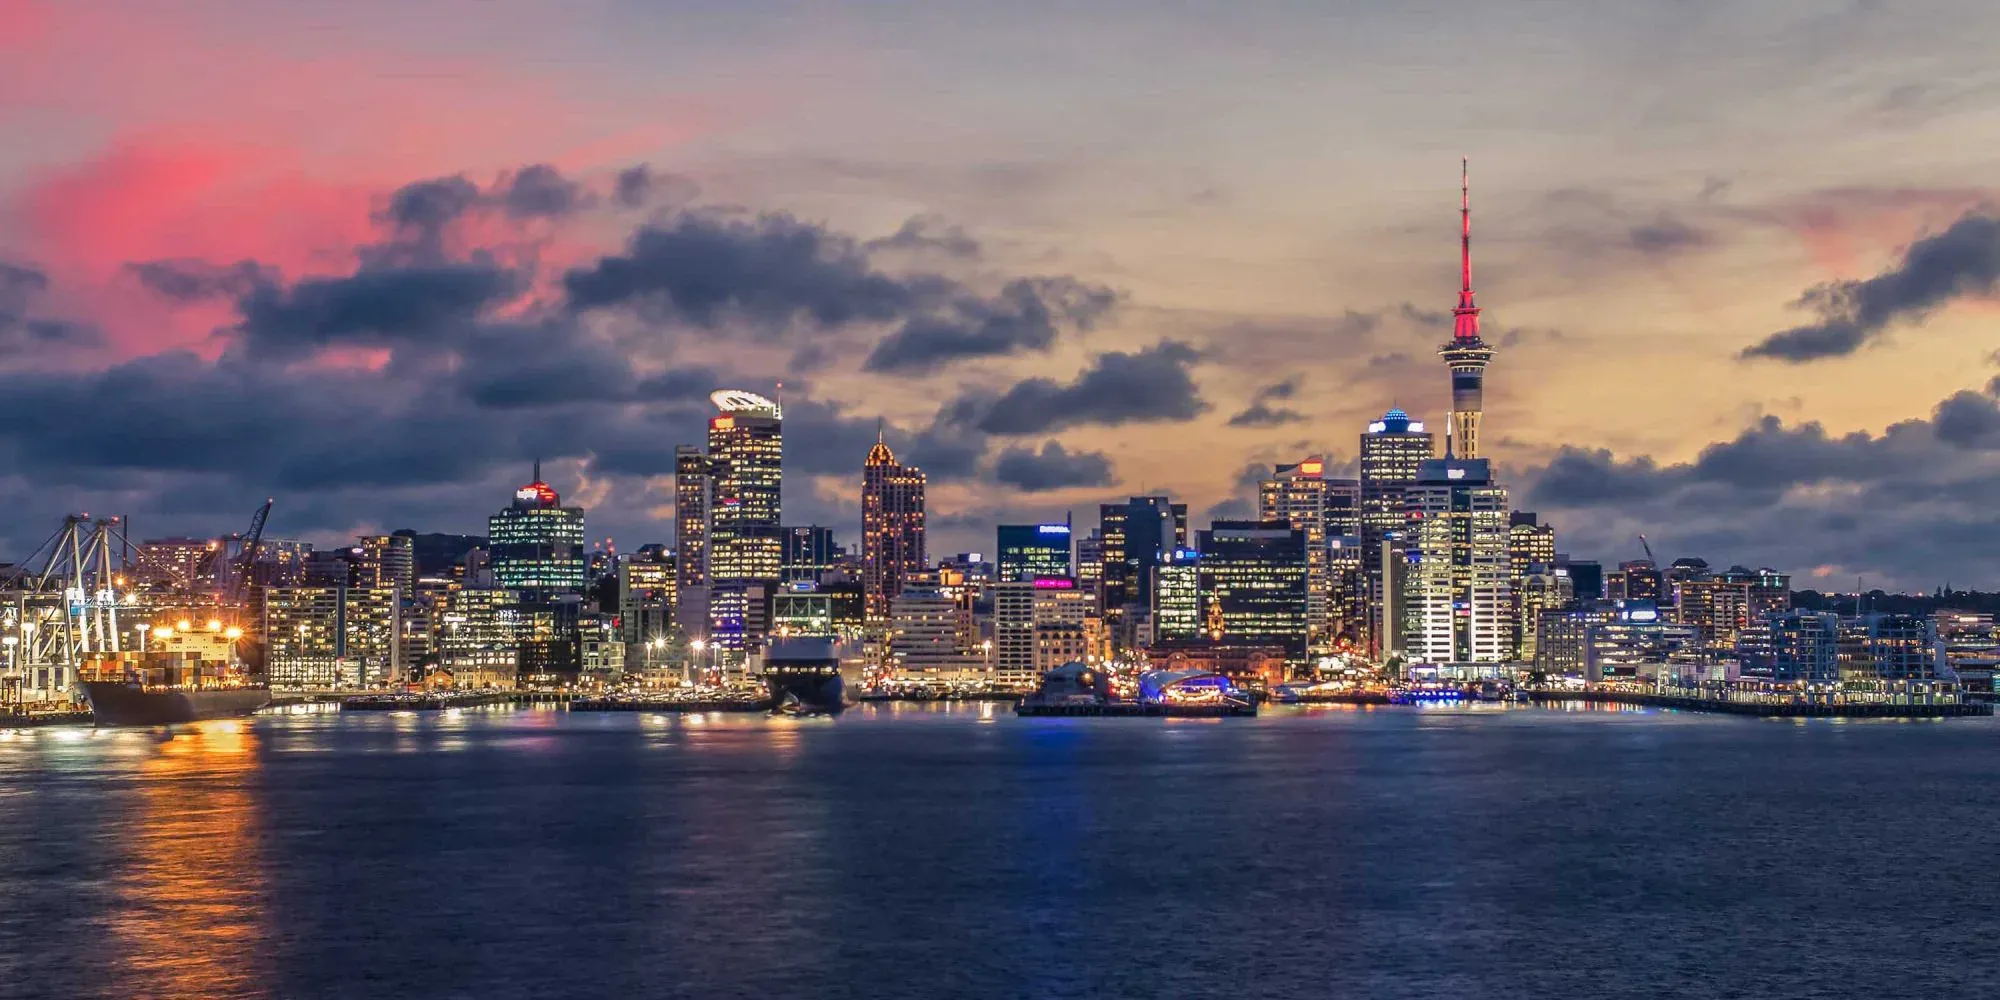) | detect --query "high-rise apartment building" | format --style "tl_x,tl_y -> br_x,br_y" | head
1098,496 -> 1185,617
861,434 -> 926,624
1151,548 -> 1203,643
706,390 -> 784,584
263,584 -> 401,688
487,462 -> 585,594
993,578 -> 1091,687
888,588 -> 977,675
996,523 -> 1074,583
1403,457 -> 1512,668
618,549 -> 676,651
